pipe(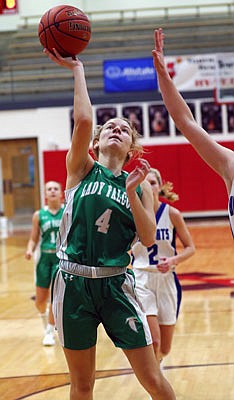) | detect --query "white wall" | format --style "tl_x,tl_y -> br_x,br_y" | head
18,0 -> 234,15
82,0 -> 232,11
0,106 -> 72,204
0,107 -> 71,150
0,0 -> 232,31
